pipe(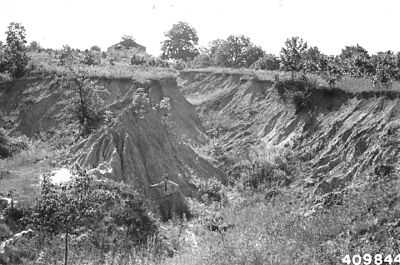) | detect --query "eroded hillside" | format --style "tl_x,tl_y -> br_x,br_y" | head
0,75 -> 225,196
178,70 -> 400,198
